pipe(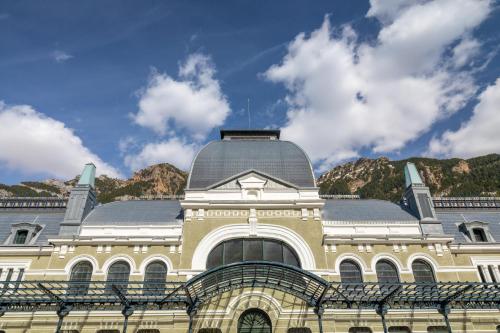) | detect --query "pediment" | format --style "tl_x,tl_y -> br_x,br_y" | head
209,169 -> 296,190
